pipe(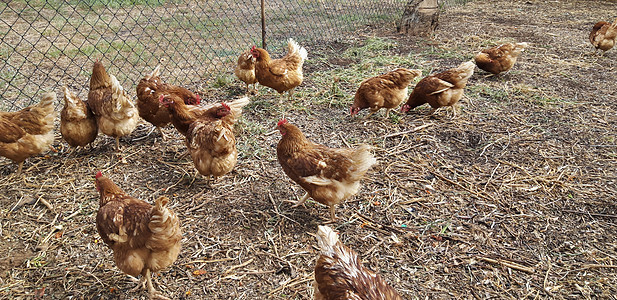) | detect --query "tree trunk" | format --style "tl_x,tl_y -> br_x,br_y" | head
397,0 -> 439,36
